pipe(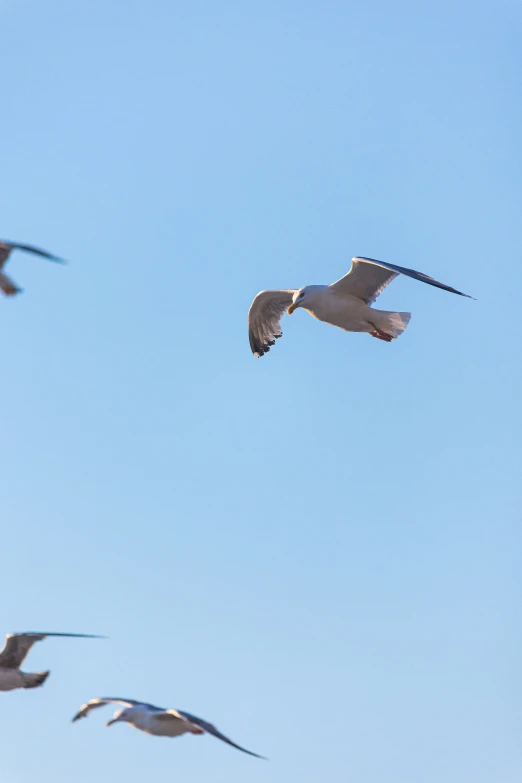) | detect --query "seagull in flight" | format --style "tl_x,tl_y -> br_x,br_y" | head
0,240 -> 67,296
0,632 -> 104,691
248,256 -> 474,357
72,697 -> 266,759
